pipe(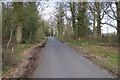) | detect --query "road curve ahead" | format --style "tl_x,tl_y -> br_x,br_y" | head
32,37 -> 112,78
